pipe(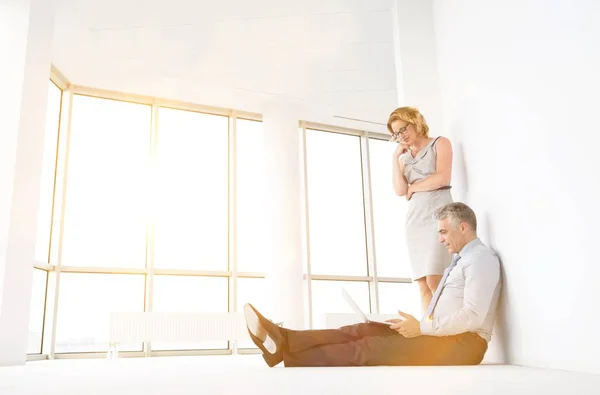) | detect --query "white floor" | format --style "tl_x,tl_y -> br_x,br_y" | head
1,355 -> 599,395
